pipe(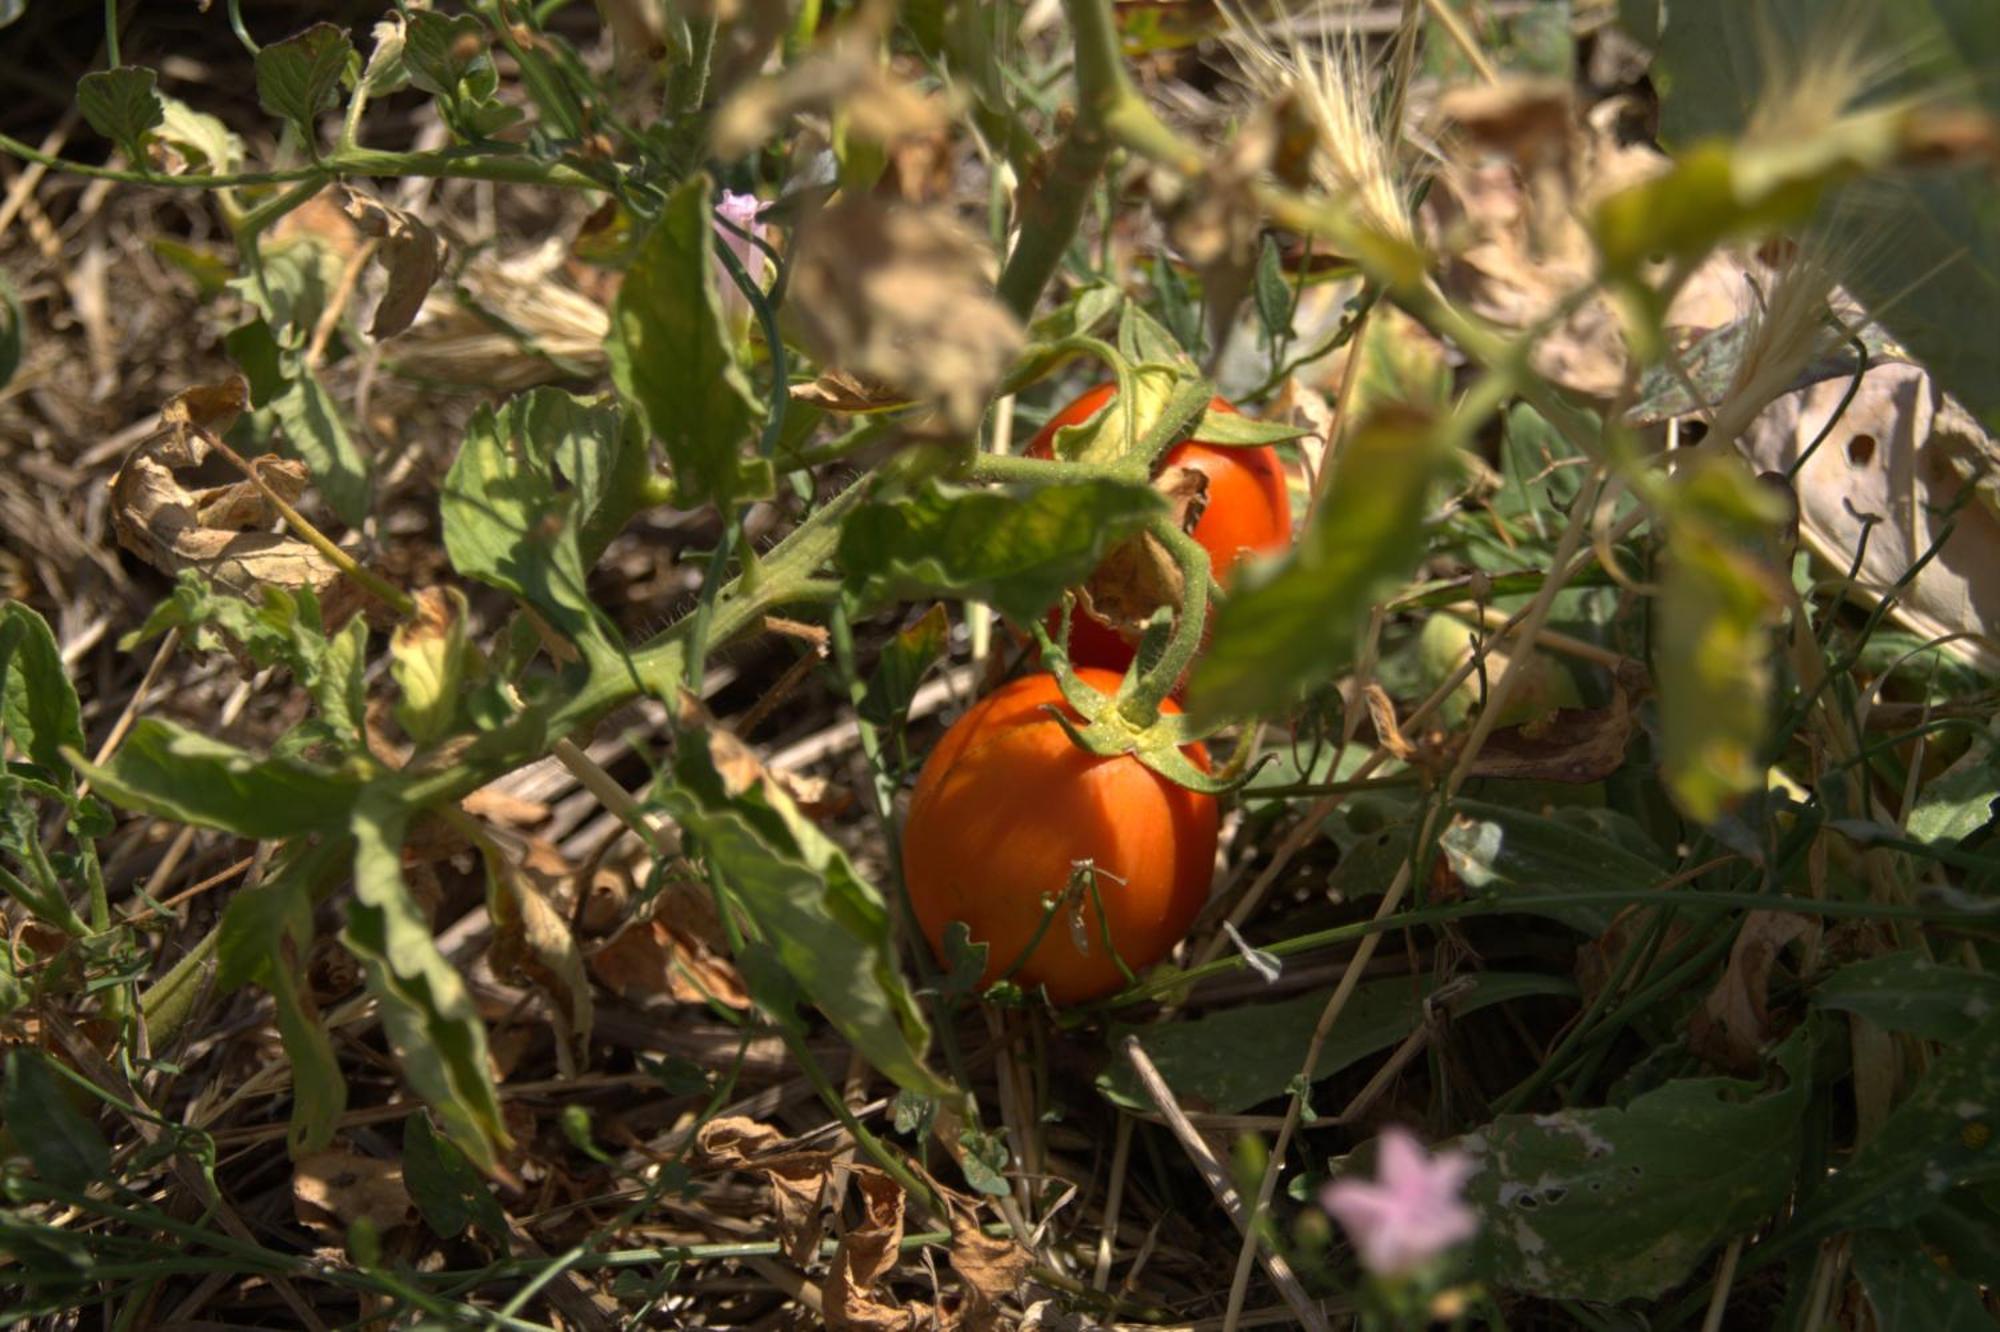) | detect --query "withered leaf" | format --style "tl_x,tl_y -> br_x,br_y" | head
484,834 -> 593,1052
160,374 -> 250,443
587,916 -> 751,1010
693,1117 -> 837,1268
1074,464 -> 1206,638
826,1169 -> 925,1332
949,1207 -> 1032,1330
109,425 -> 353,612
342,187 -> 449,339
791,368 -> 912,414
786,196 -> 1023,433
293,1148 -> 414,1234
1465,684 -> 1637,784
1440,77 -> 1574,163
712,32 -> 944,161
1688,910 -> 1818,1074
